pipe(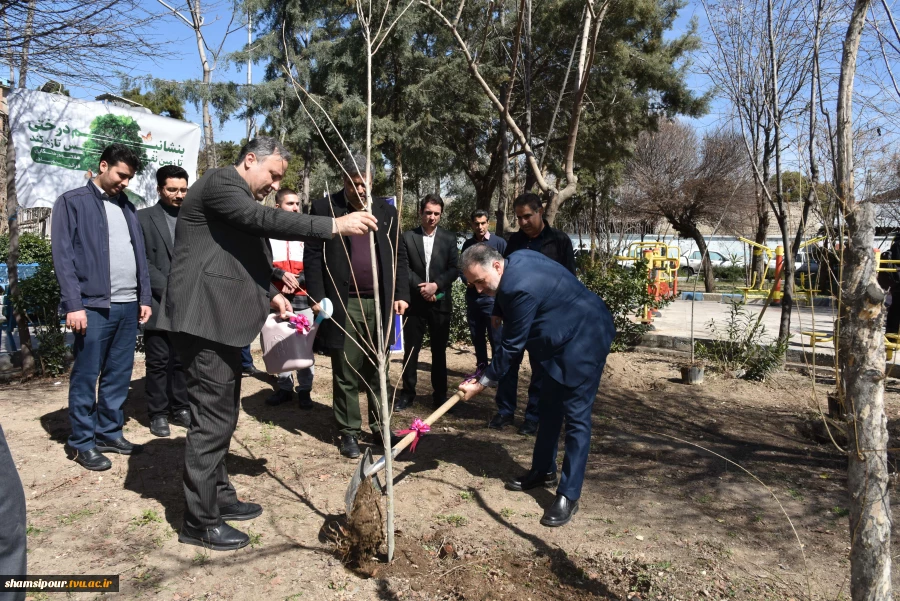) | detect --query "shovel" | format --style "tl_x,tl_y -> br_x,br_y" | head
344,381 -> 476,514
